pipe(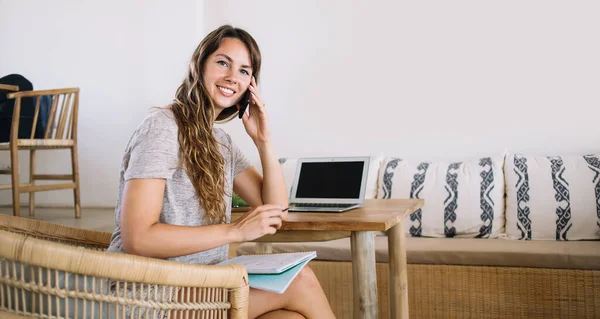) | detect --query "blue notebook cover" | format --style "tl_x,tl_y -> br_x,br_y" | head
218,251 -> 317,294
248,257 -> 313,294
